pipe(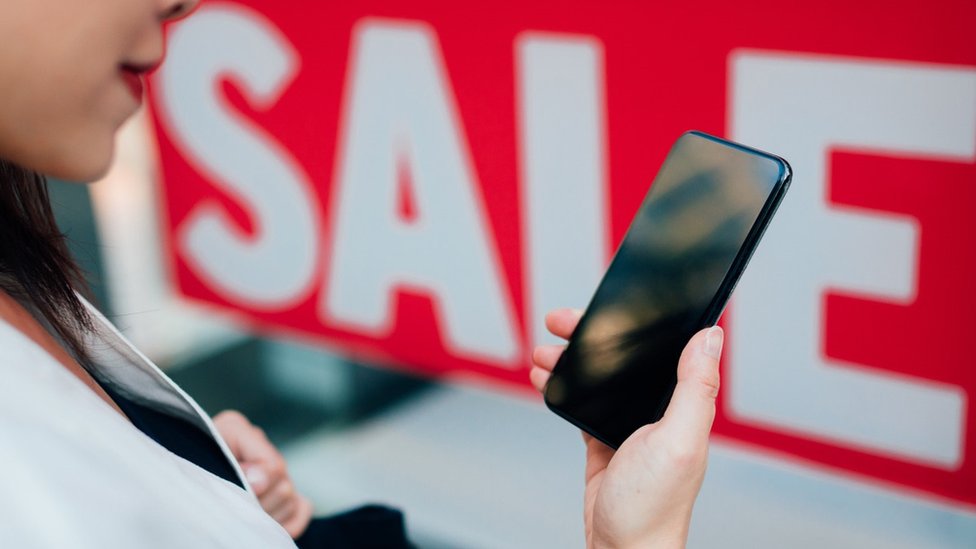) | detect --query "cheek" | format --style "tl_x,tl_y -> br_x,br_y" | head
15,59 -> 130,180
0,2 -> 144,180
0,84 -> 121,182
